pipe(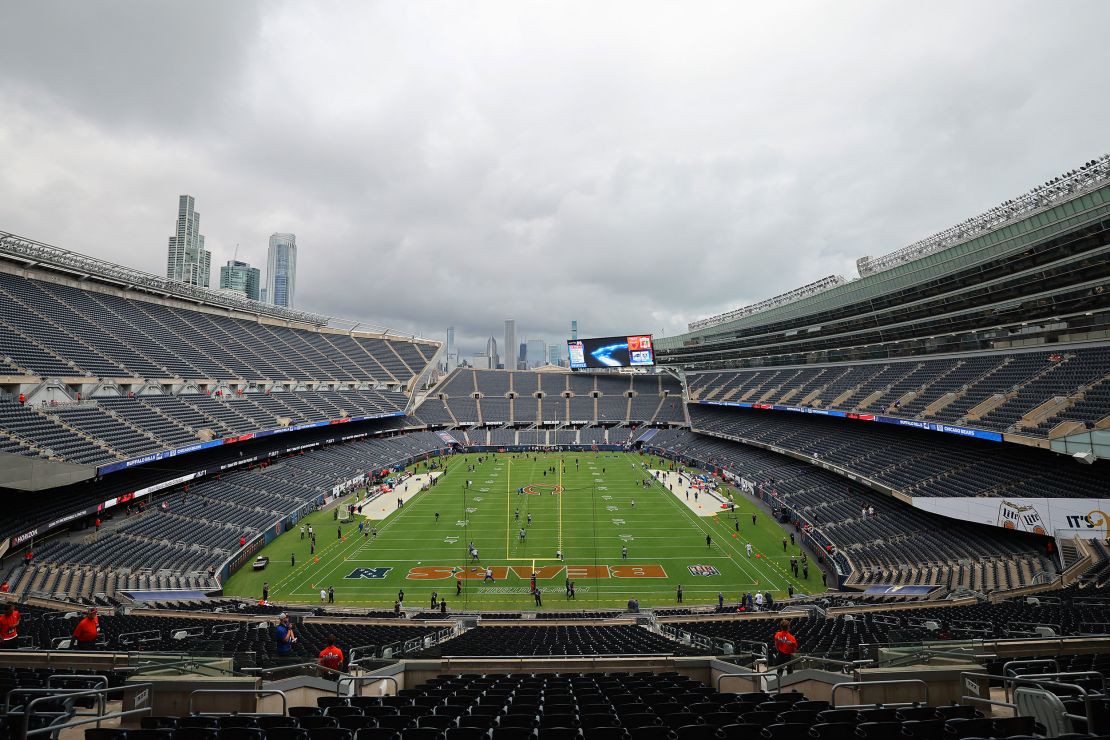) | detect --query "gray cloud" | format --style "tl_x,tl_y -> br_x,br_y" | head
1,0 -> 1108,358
